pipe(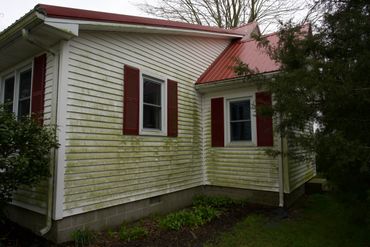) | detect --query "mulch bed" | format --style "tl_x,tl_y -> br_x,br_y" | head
1,203 -> 276,247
